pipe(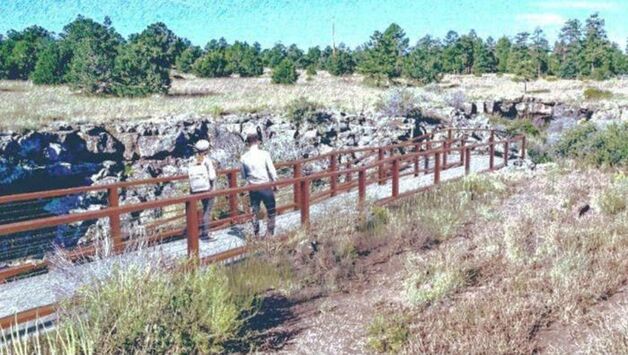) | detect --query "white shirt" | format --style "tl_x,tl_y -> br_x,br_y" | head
240,145 -> 278,185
